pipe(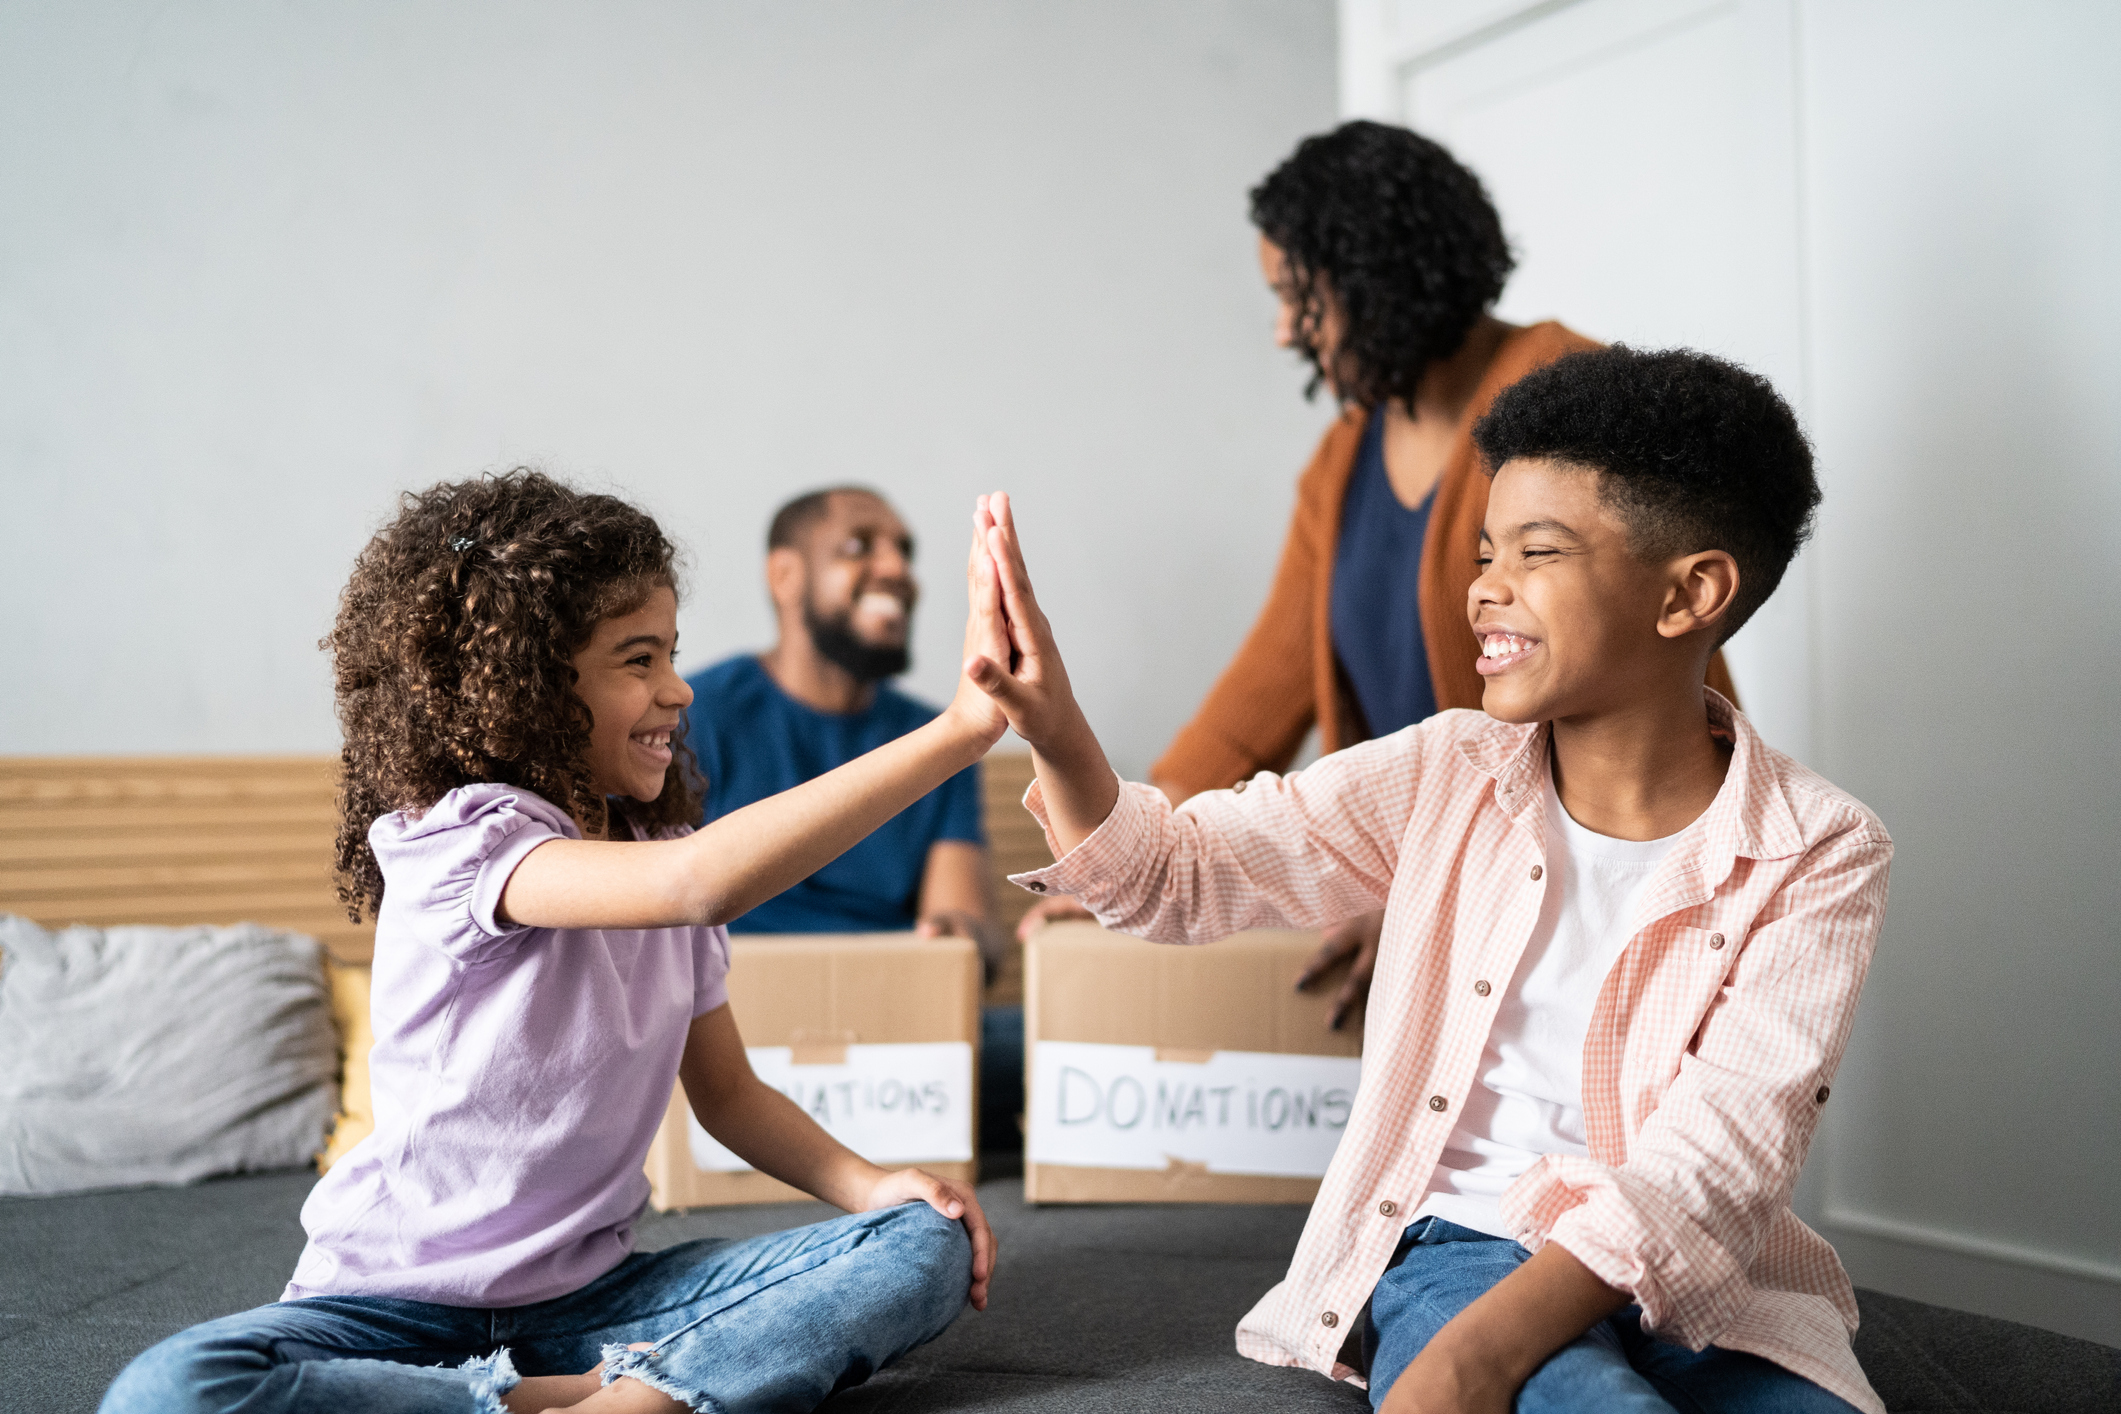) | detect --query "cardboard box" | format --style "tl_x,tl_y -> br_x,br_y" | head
1024,922 -> 1364,1205
645,932 -> 981,1209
